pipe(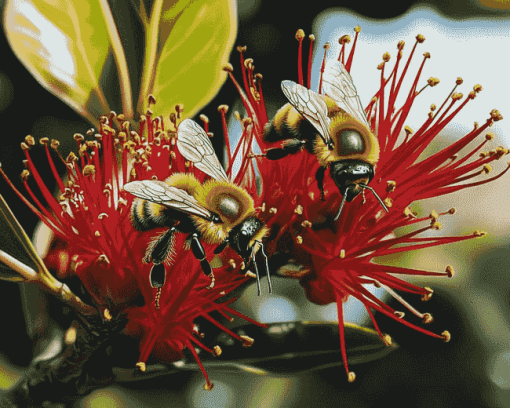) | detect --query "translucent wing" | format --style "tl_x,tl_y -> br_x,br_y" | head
322,60 -> 370,128
281,80 -> 332,147
177,119 -> 229,182
124,180 -> 213,220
